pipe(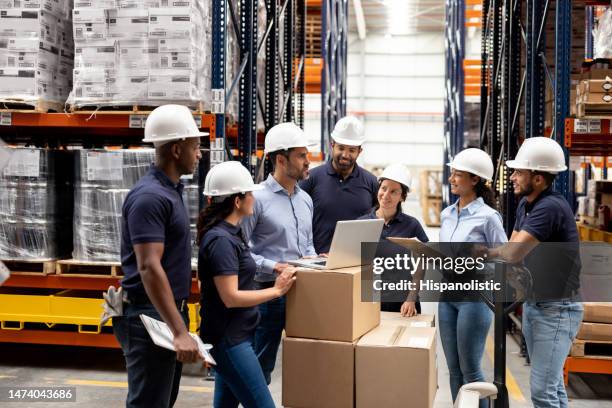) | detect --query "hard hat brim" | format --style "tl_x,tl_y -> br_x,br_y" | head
446,163 -> 493,181
143,131 -> 209,144
203,182 -> 266,197
331,135 -> 365,147
378,176 -> 411,192
264,141 -> 319,155
505,160 -> 566,173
